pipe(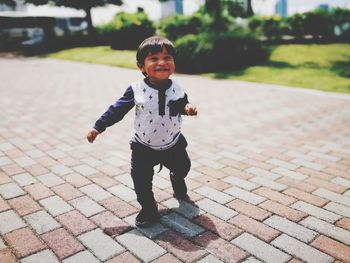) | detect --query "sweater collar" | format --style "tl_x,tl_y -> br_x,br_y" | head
144,77 -> 172,91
